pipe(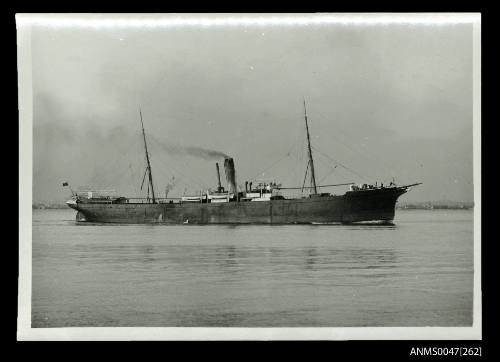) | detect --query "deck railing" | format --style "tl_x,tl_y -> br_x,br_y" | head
122,197 -> 182,204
